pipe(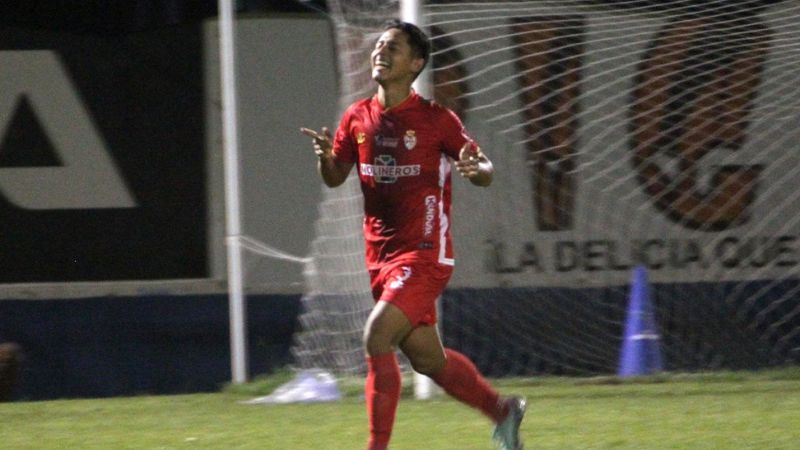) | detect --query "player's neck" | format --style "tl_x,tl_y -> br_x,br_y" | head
376,84 -> 413,110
